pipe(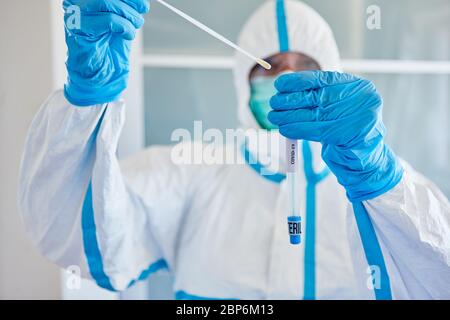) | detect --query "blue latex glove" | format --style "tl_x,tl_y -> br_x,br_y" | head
63,0 -> 150,106
269,71 -> 403,202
